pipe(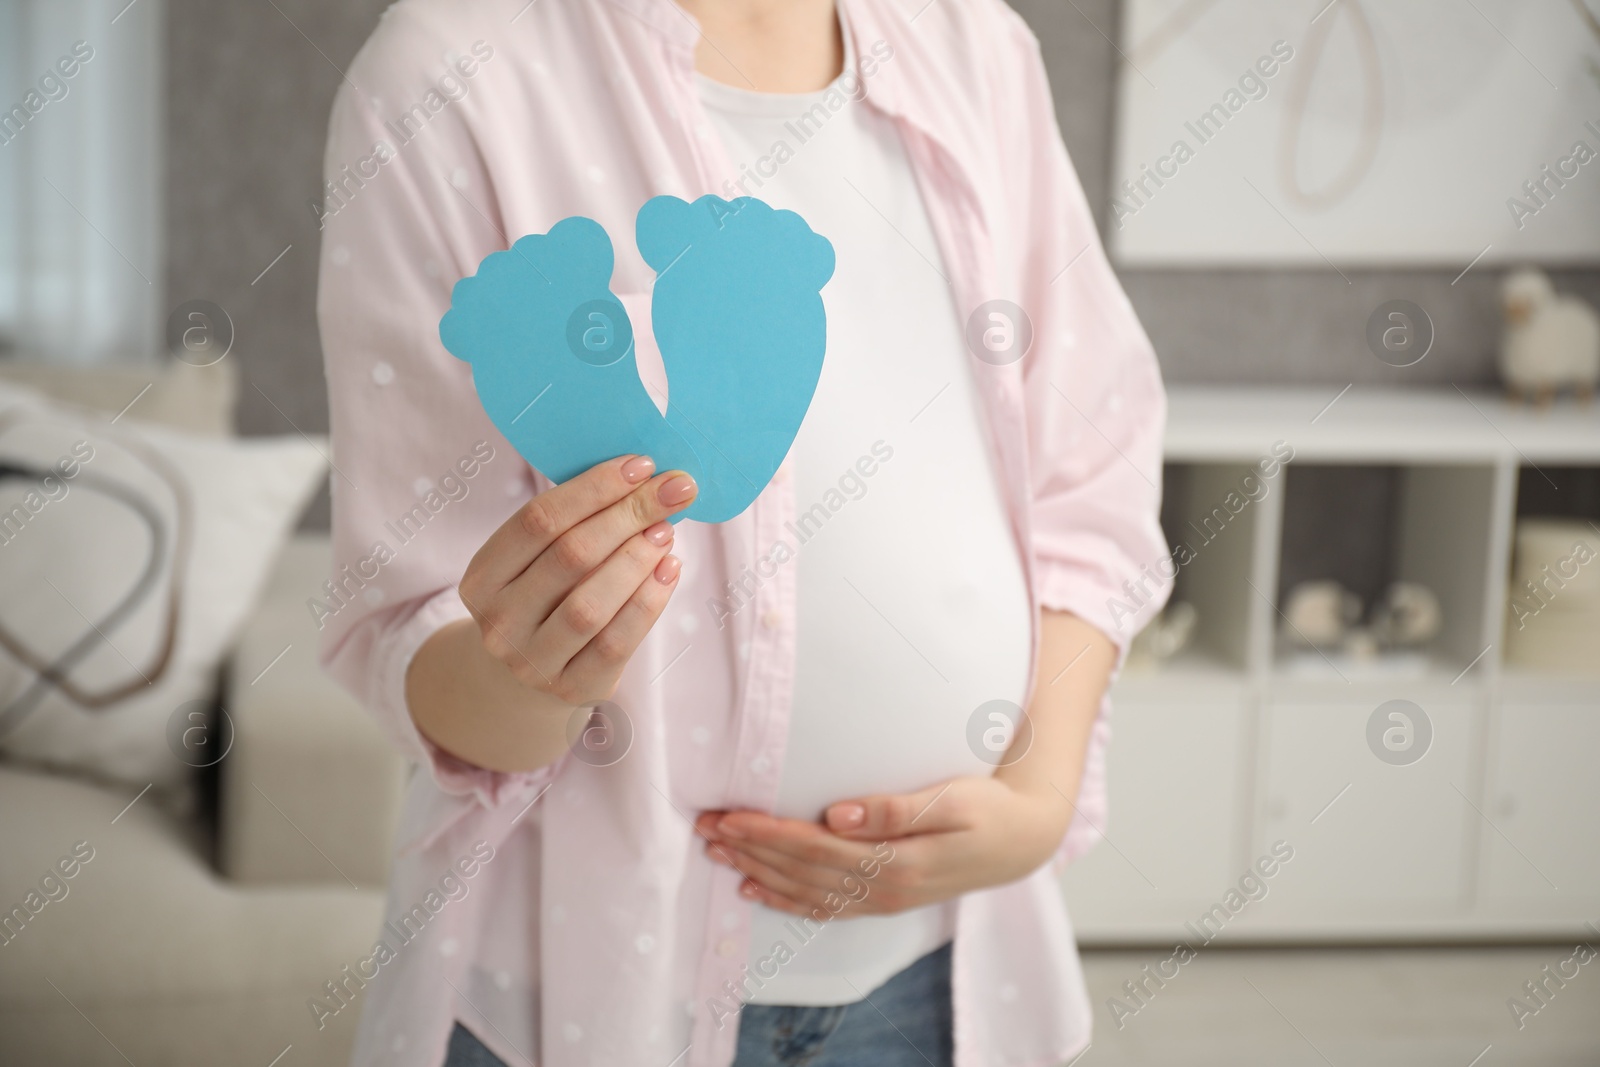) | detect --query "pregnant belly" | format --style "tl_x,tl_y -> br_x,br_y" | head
771,568 -> 1033,821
